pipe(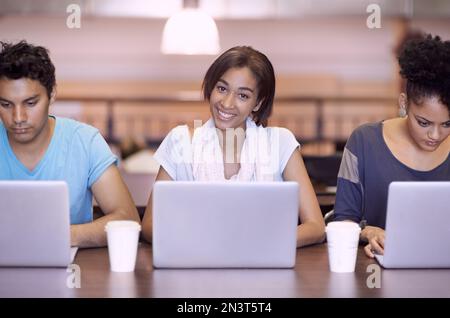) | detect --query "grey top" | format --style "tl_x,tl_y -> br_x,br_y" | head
334,122 -> 450,228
